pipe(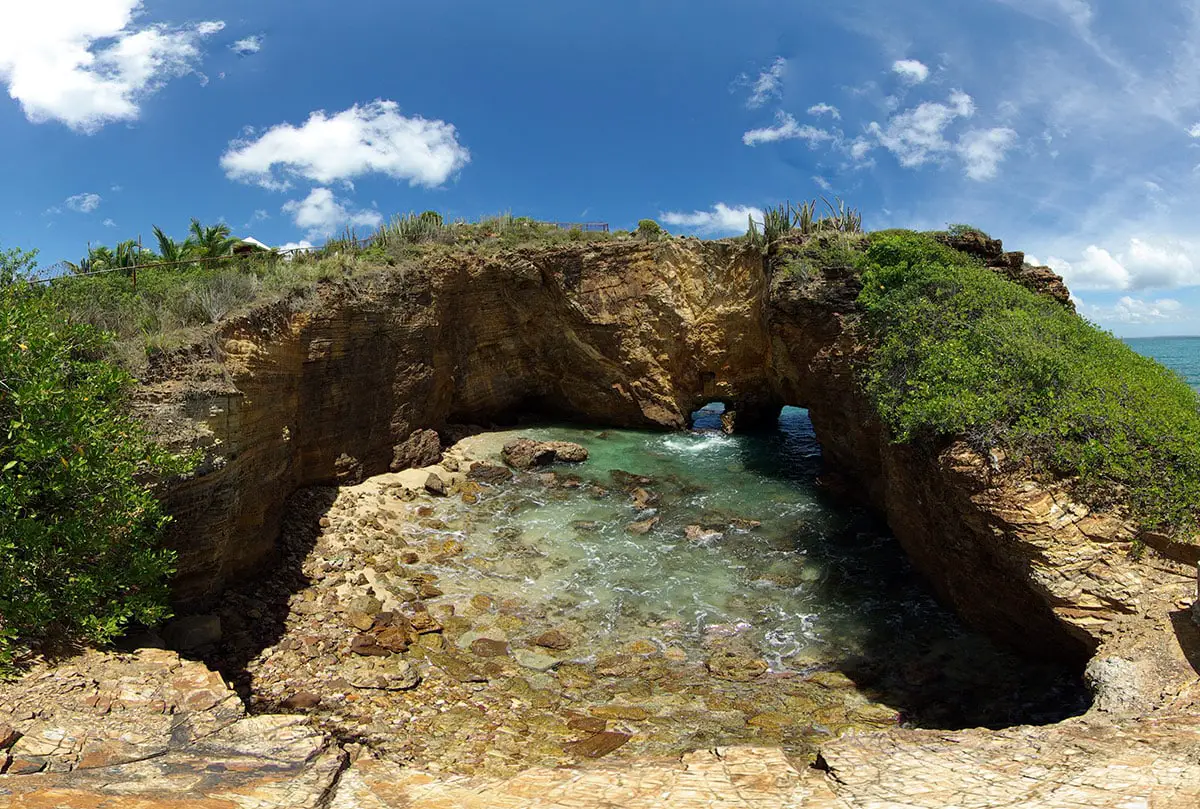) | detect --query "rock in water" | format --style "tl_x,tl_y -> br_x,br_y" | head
346,658 -> 420,691
468,461 -> 513,484
543,440 -> 589,463
532,629 -> 572,650
424,472 -> 447,496
502,438 -> 557,469
567,731 -> 631,759
706,650 -> 769,681
502,438 -> 590,469
390,429 -> 443,471
626,516 -> 660,535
